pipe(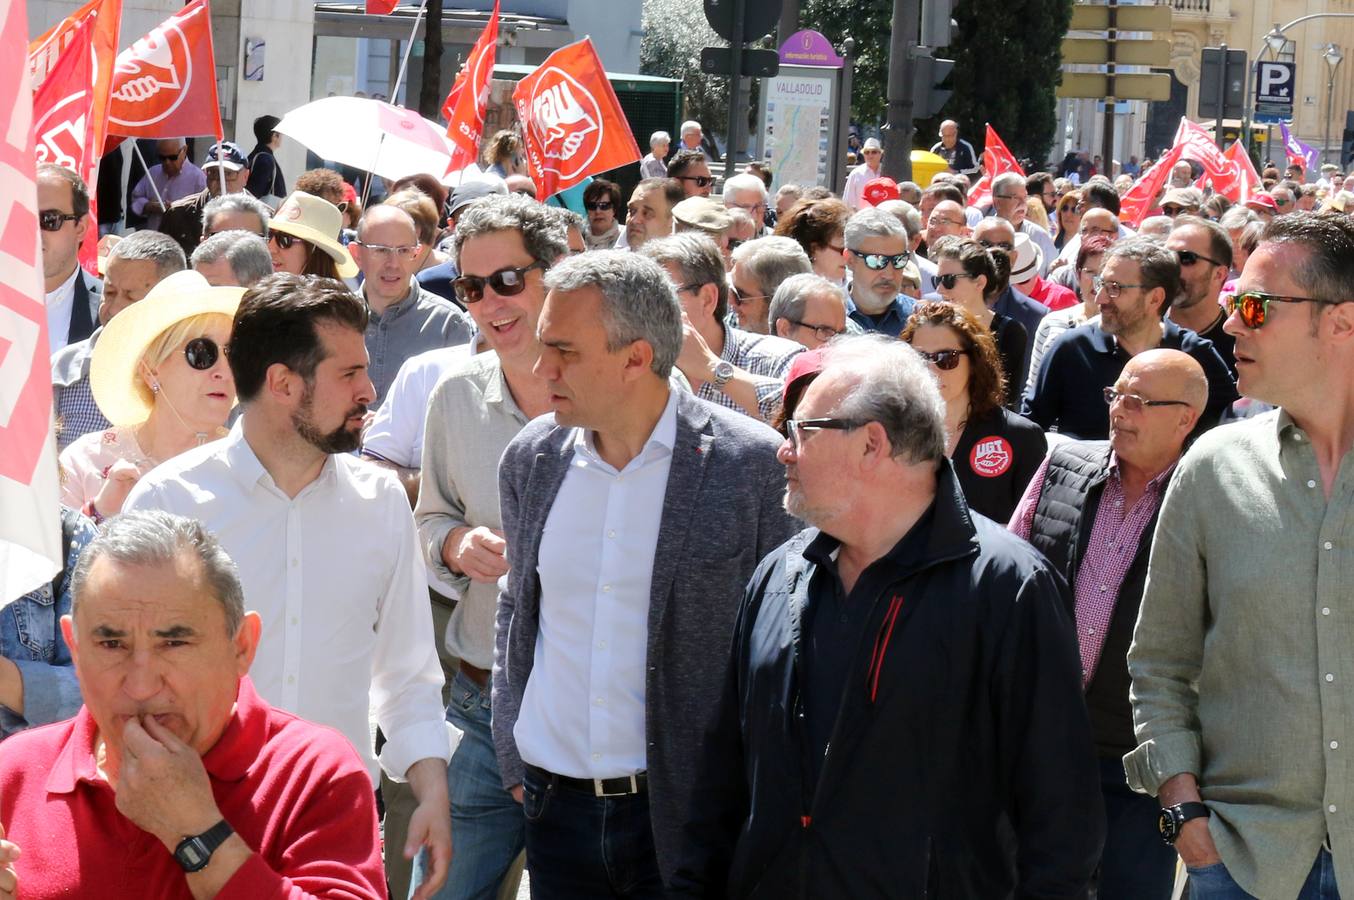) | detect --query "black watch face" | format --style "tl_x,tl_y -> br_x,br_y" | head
177,838 -> 210,871
1158,809 -> 1177,843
